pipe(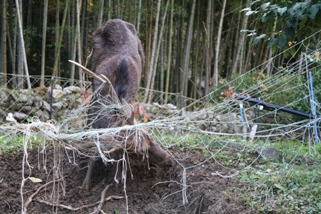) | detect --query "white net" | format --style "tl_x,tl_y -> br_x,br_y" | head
0,31 -> 320,213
